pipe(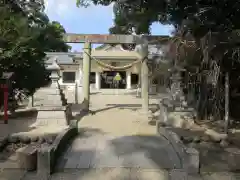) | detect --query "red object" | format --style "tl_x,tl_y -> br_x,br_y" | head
1,84 -> 8,124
